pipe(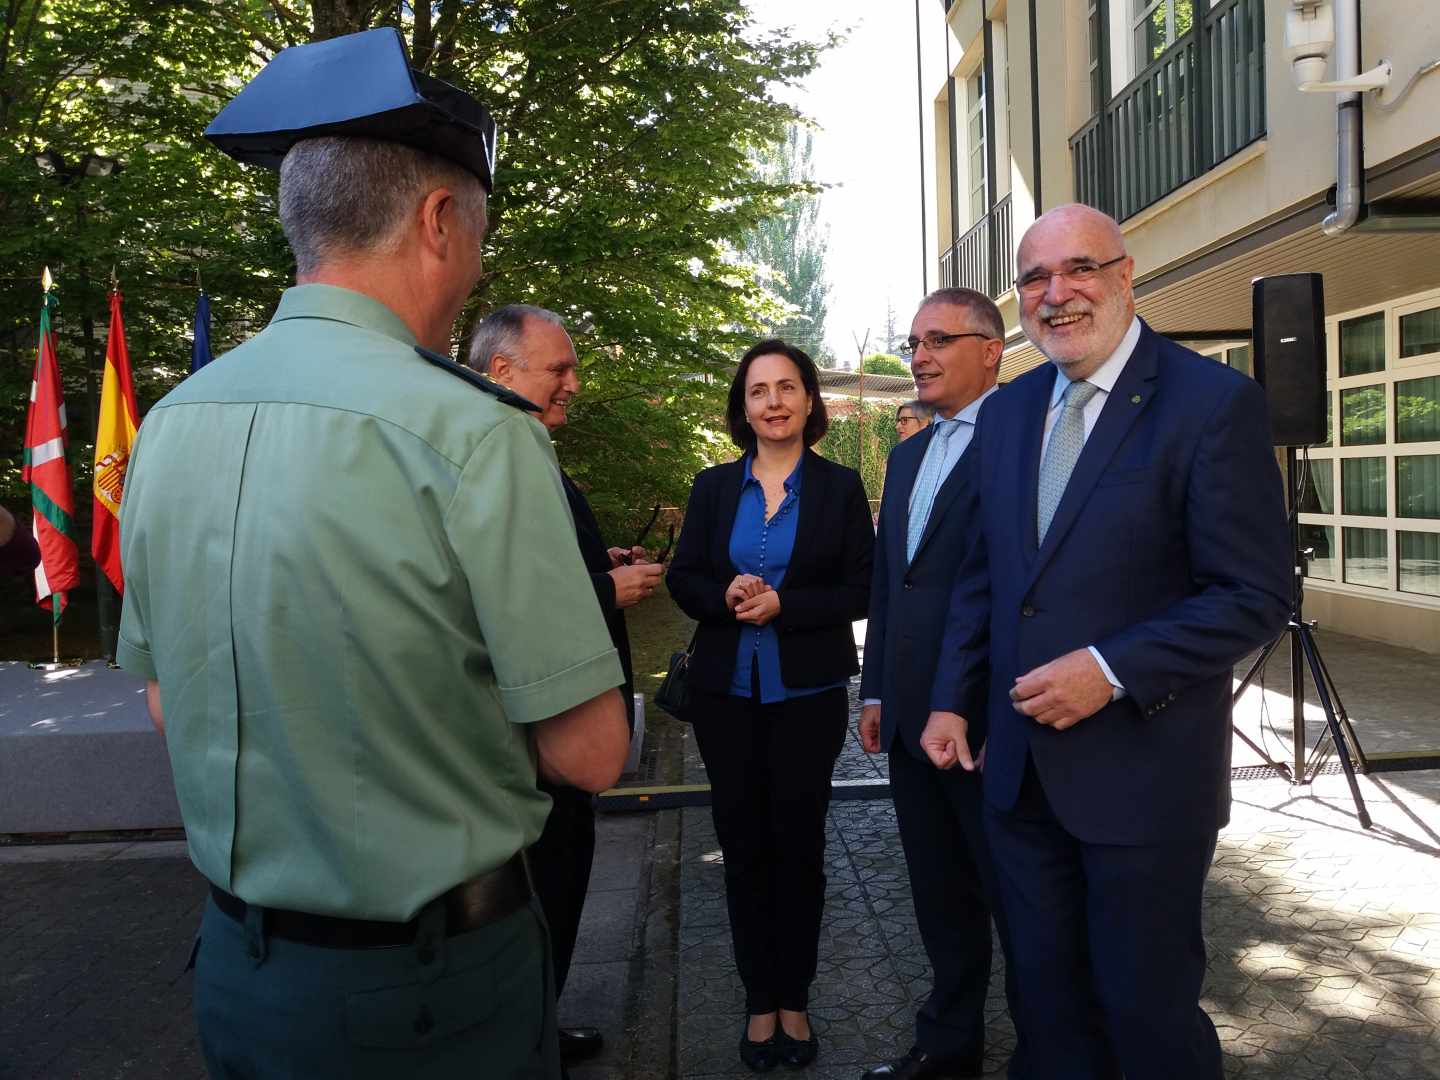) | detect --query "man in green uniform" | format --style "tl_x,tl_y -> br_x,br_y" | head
116,28 -> 627,1080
